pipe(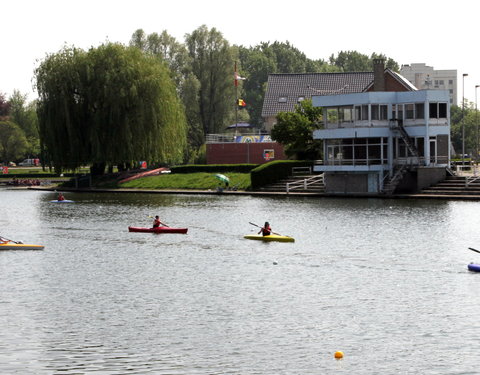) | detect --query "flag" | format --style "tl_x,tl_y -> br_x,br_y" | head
238,99 -> 246,108
234,72 -> 246,86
